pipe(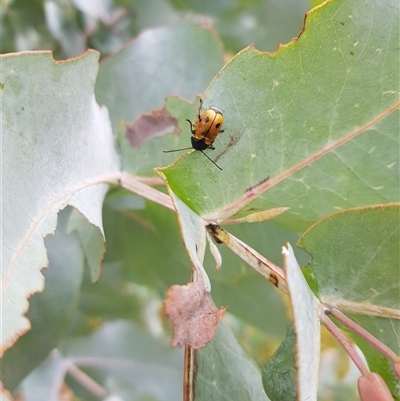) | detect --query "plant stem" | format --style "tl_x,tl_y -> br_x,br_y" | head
321,312 -> 369,376
120,172 -> 175,211
330,308 -> 399,362
66,360 -> 107,398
